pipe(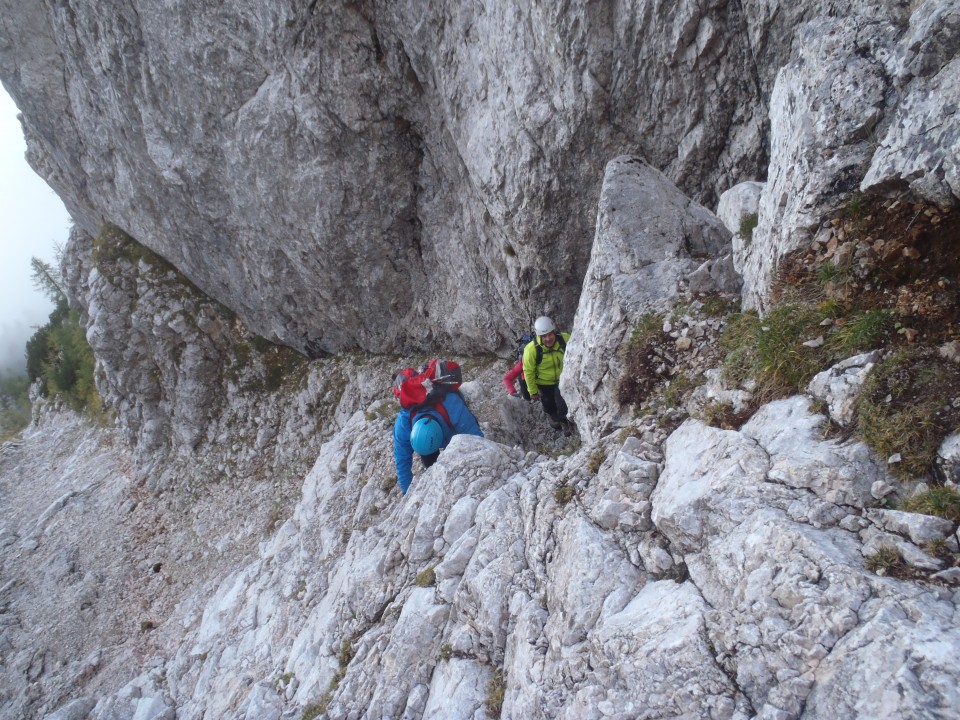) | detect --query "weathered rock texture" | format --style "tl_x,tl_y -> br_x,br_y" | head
0,0 -> 921,353
738,2 -> 960,309
61,223 -> 350,491
562,156 -> 734,443
6,66 -> 960,716
4,376 -> 959,720
3,2 -> 960,719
